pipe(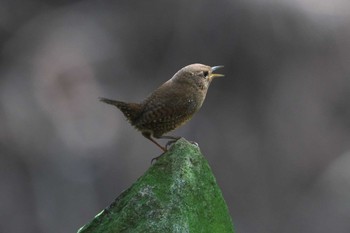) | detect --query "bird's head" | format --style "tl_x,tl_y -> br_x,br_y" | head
172,63 -> 224,90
